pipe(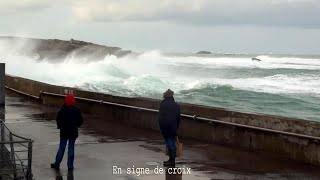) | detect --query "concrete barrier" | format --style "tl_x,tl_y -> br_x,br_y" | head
5,75 -> 320,165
